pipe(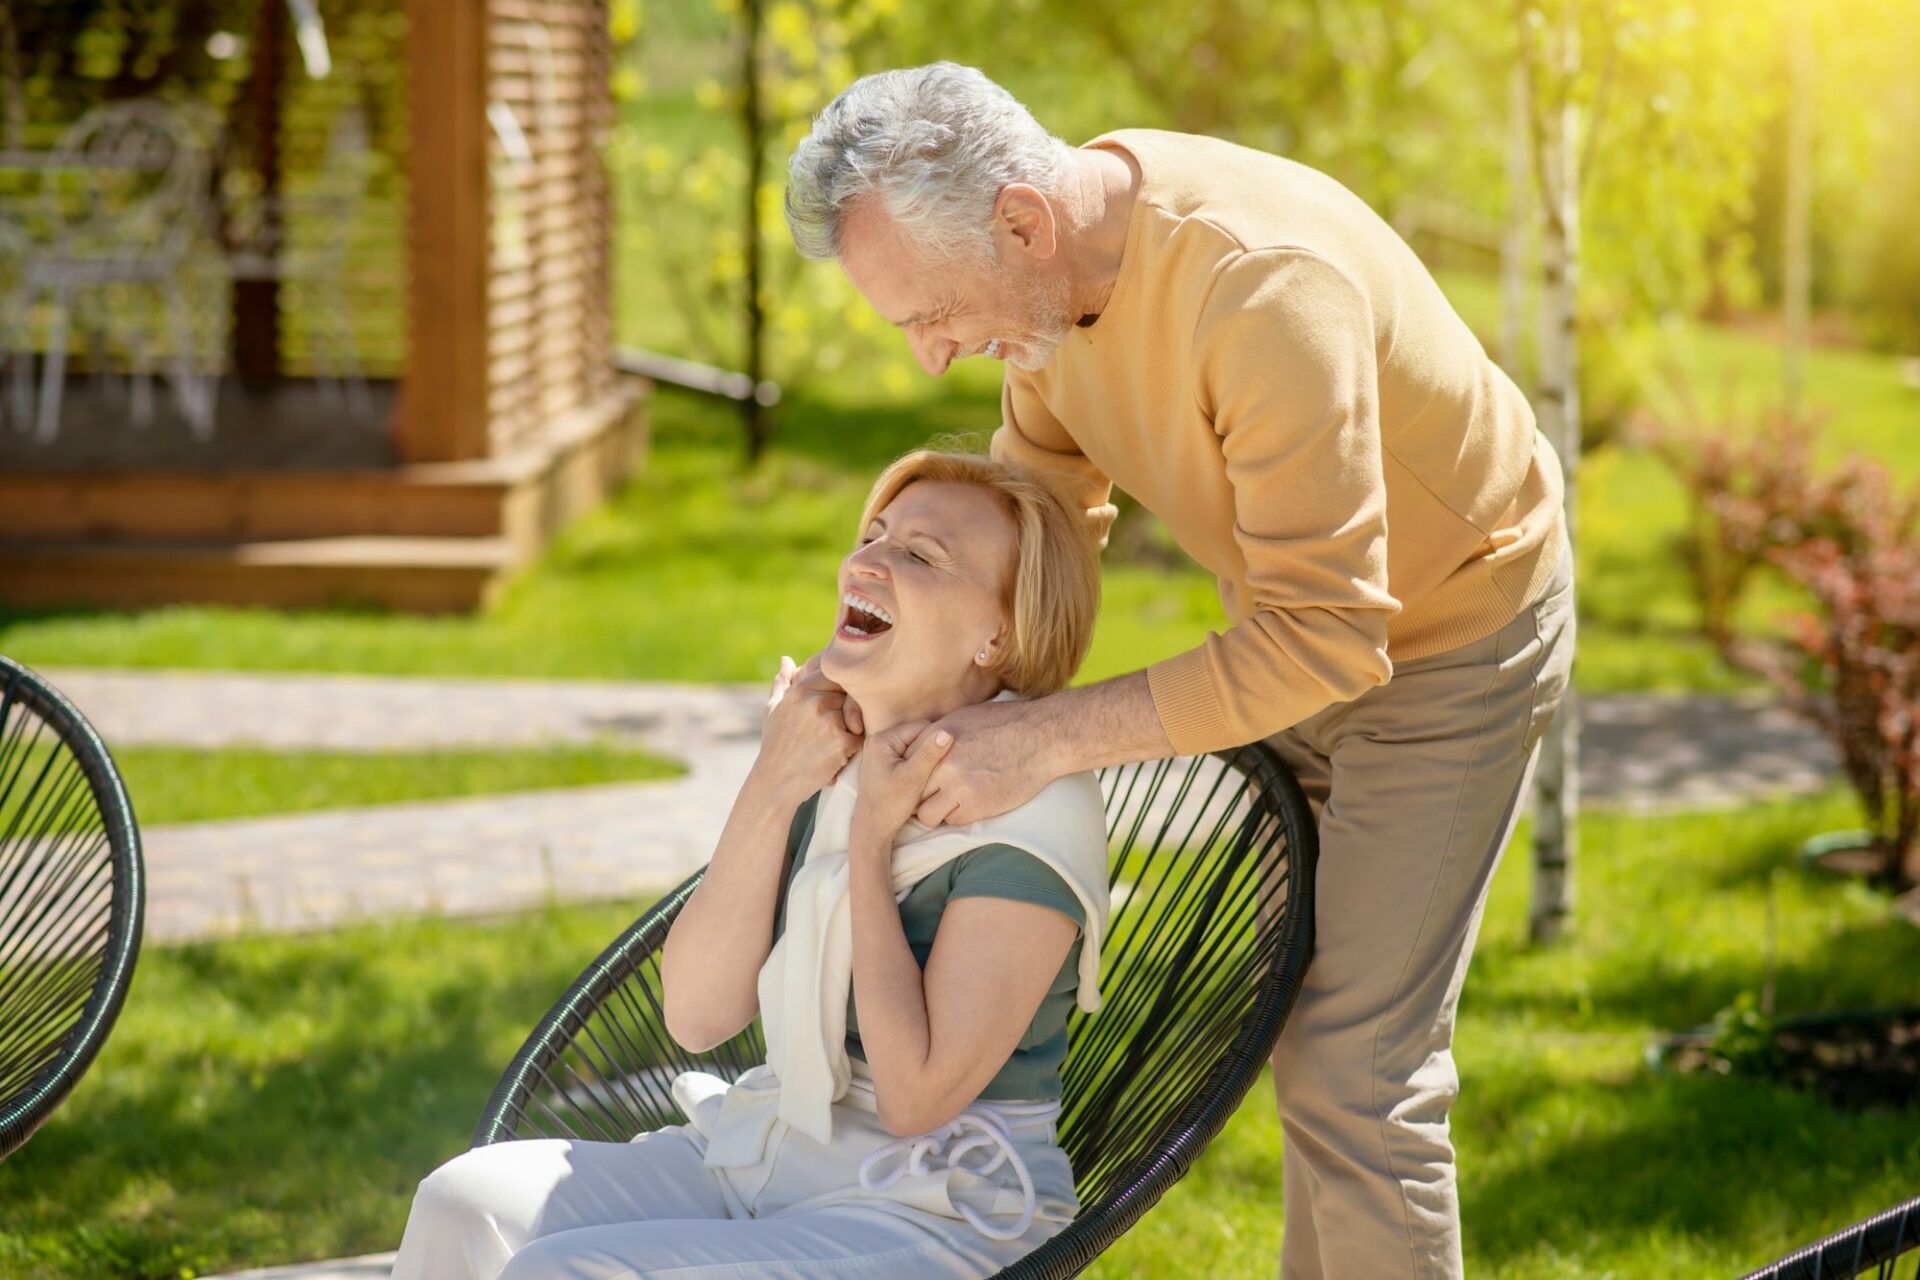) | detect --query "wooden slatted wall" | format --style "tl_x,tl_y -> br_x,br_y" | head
275,1 -> 410,381
485,0 -> 615,455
